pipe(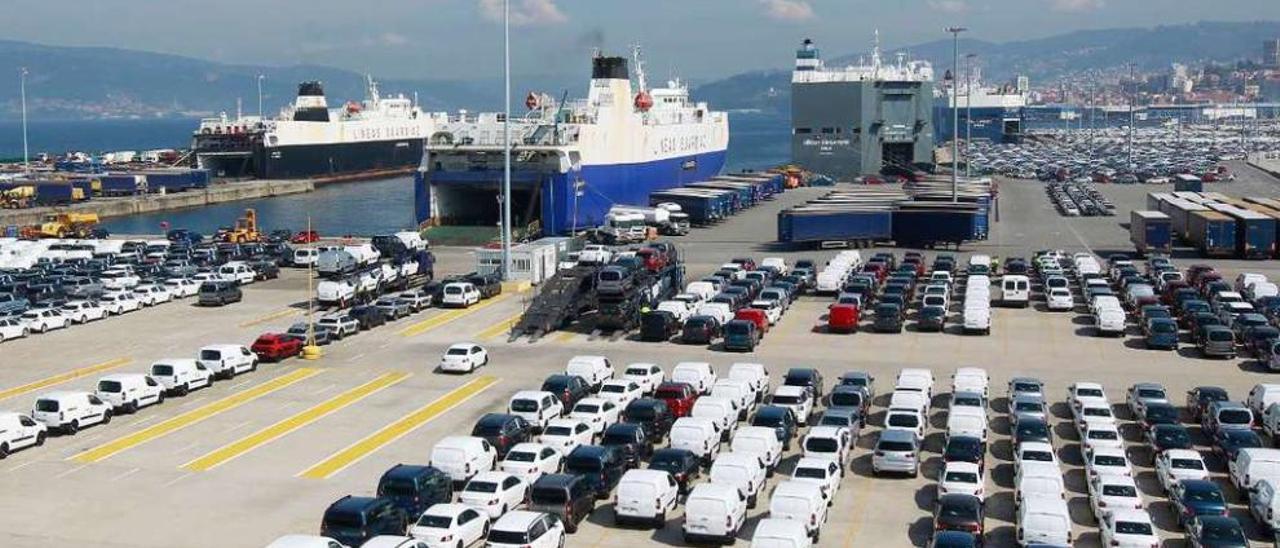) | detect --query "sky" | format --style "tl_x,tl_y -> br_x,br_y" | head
2,0 -> 1278,83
